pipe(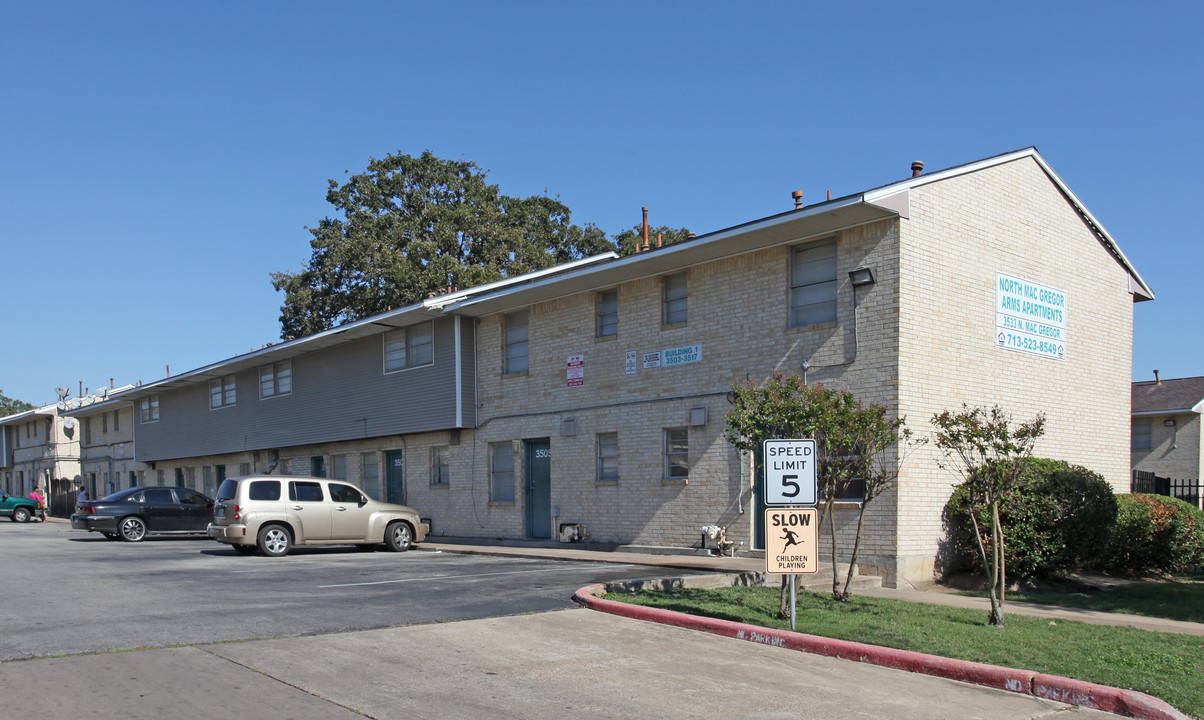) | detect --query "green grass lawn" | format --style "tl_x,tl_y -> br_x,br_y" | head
1004,577 -> 1204,624
604,586 -> 1204,718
